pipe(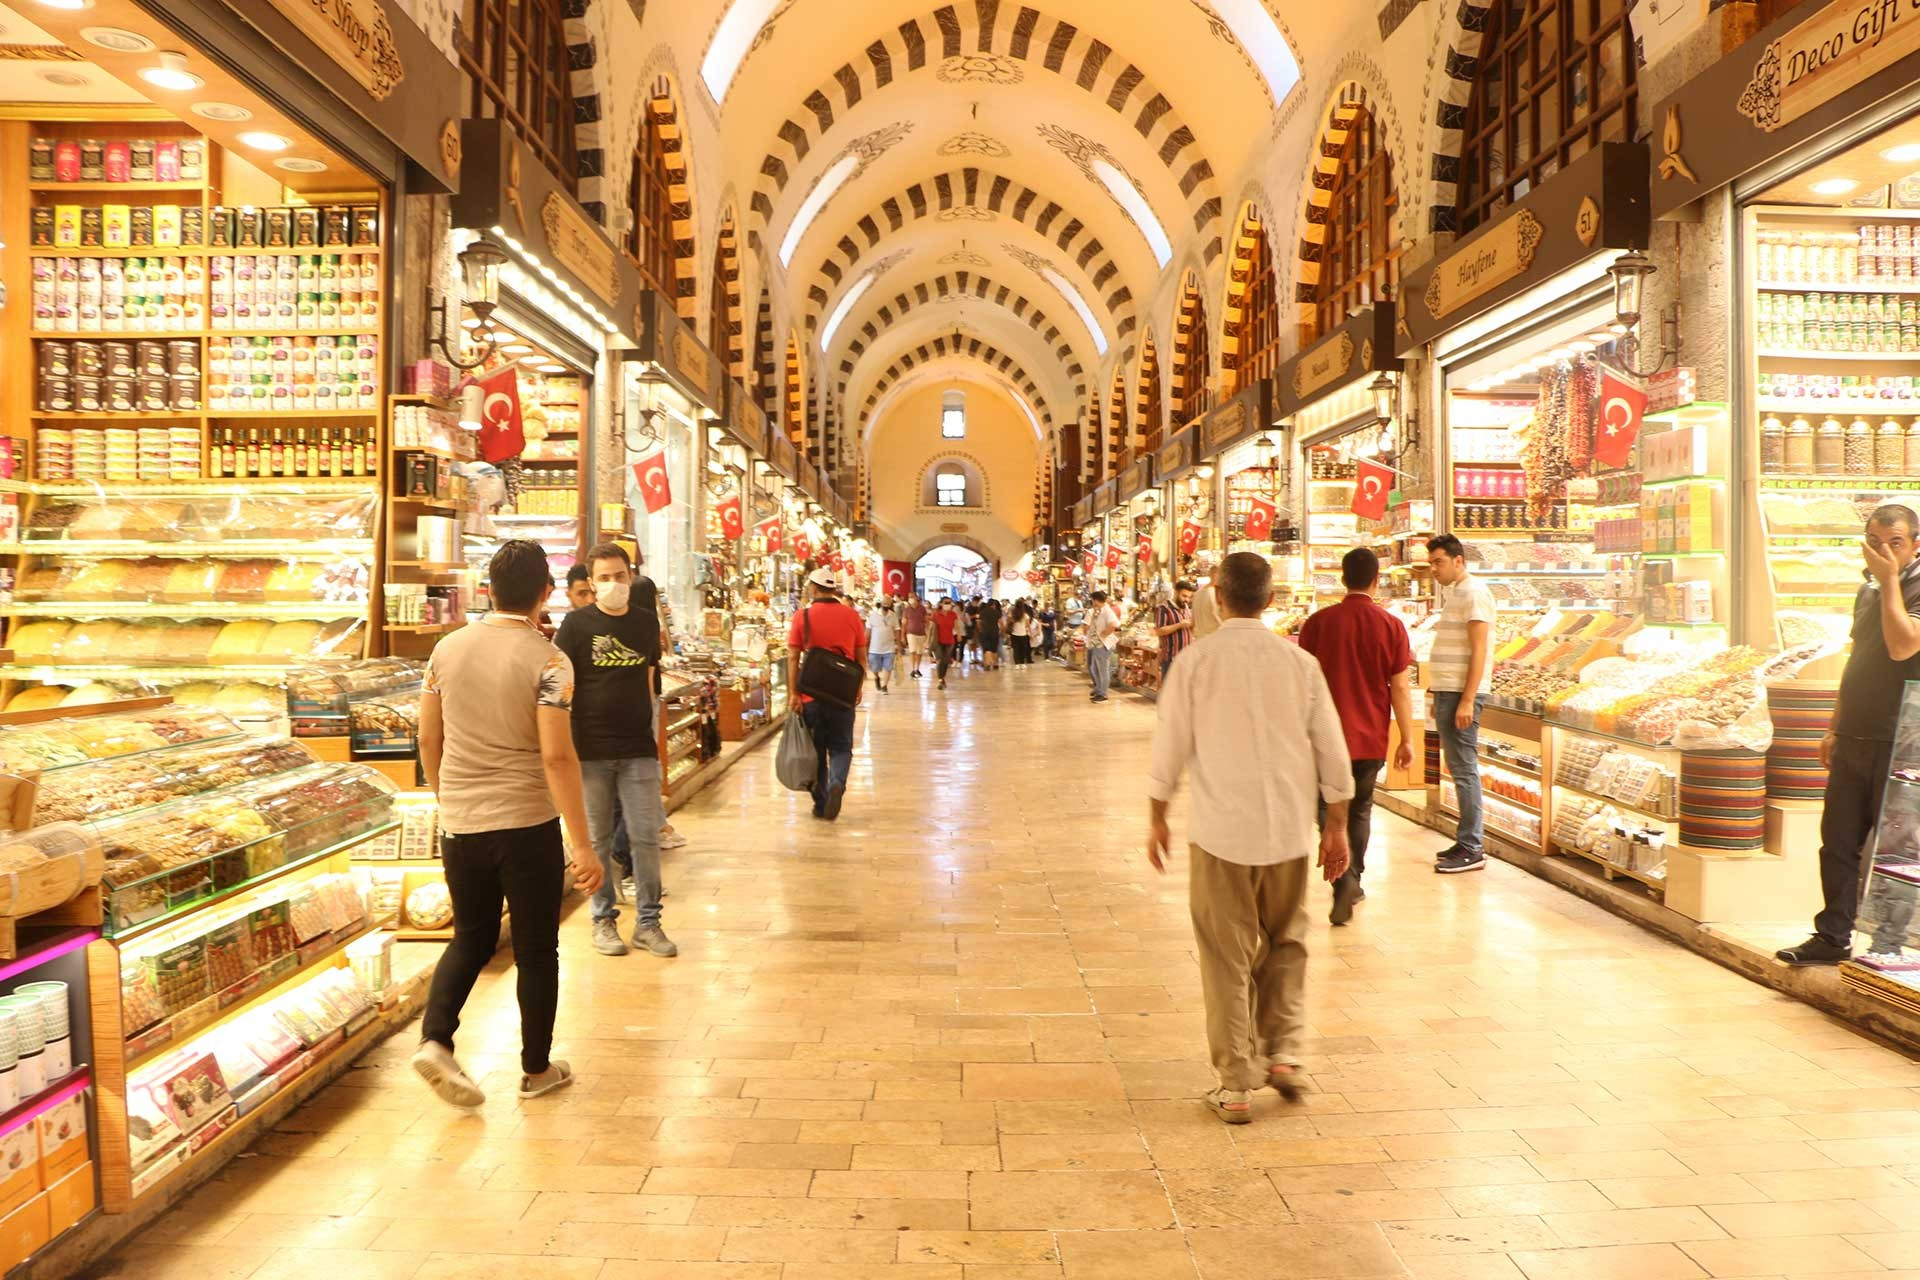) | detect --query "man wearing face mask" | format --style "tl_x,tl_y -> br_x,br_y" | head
554,543 -> 676,960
